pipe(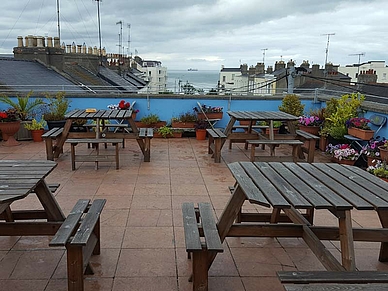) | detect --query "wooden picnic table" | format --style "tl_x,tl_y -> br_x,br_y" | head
53,109 -> 149,161
210,161 -> 388,273
0,160 -> 65,236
